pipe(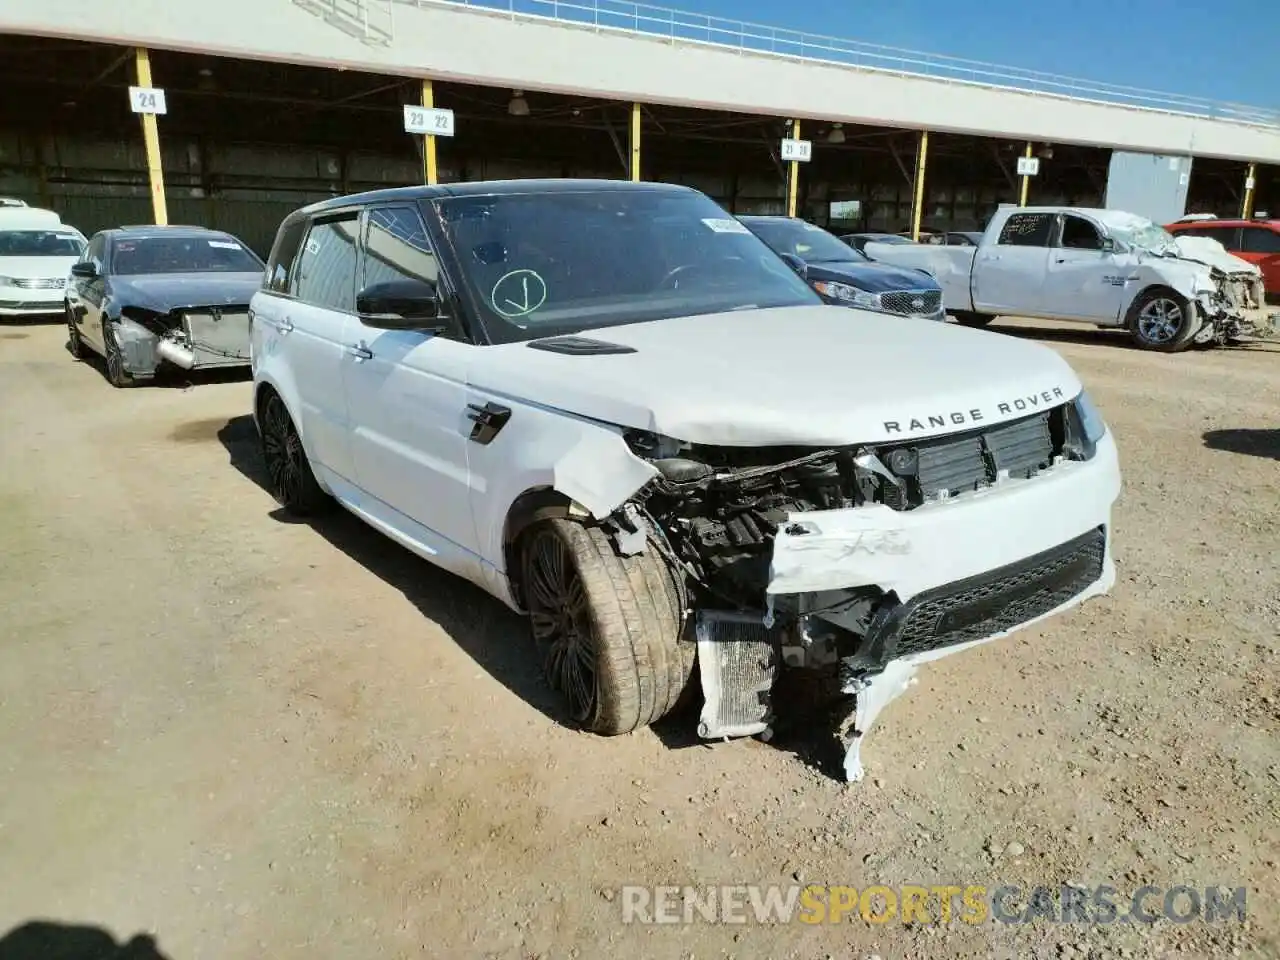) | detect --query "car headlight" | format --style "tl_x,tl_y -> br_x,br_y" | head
811,280 -> 879,309
1064,389 -> 1107,460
